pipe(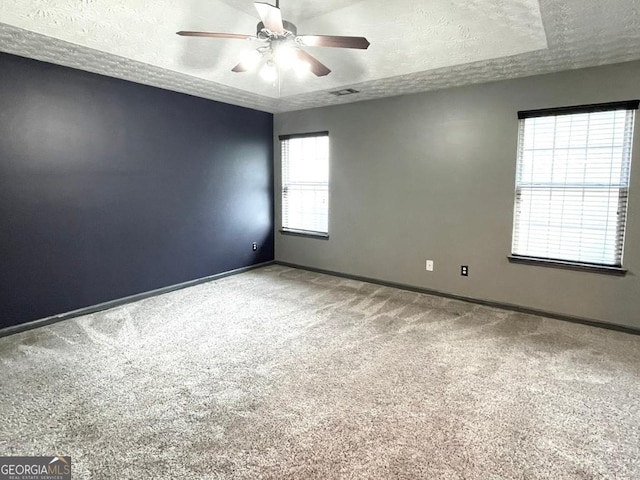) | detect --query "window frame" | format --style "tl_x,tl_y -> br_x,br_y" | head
279,131 -> 330,239
509,100 -> 639,275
